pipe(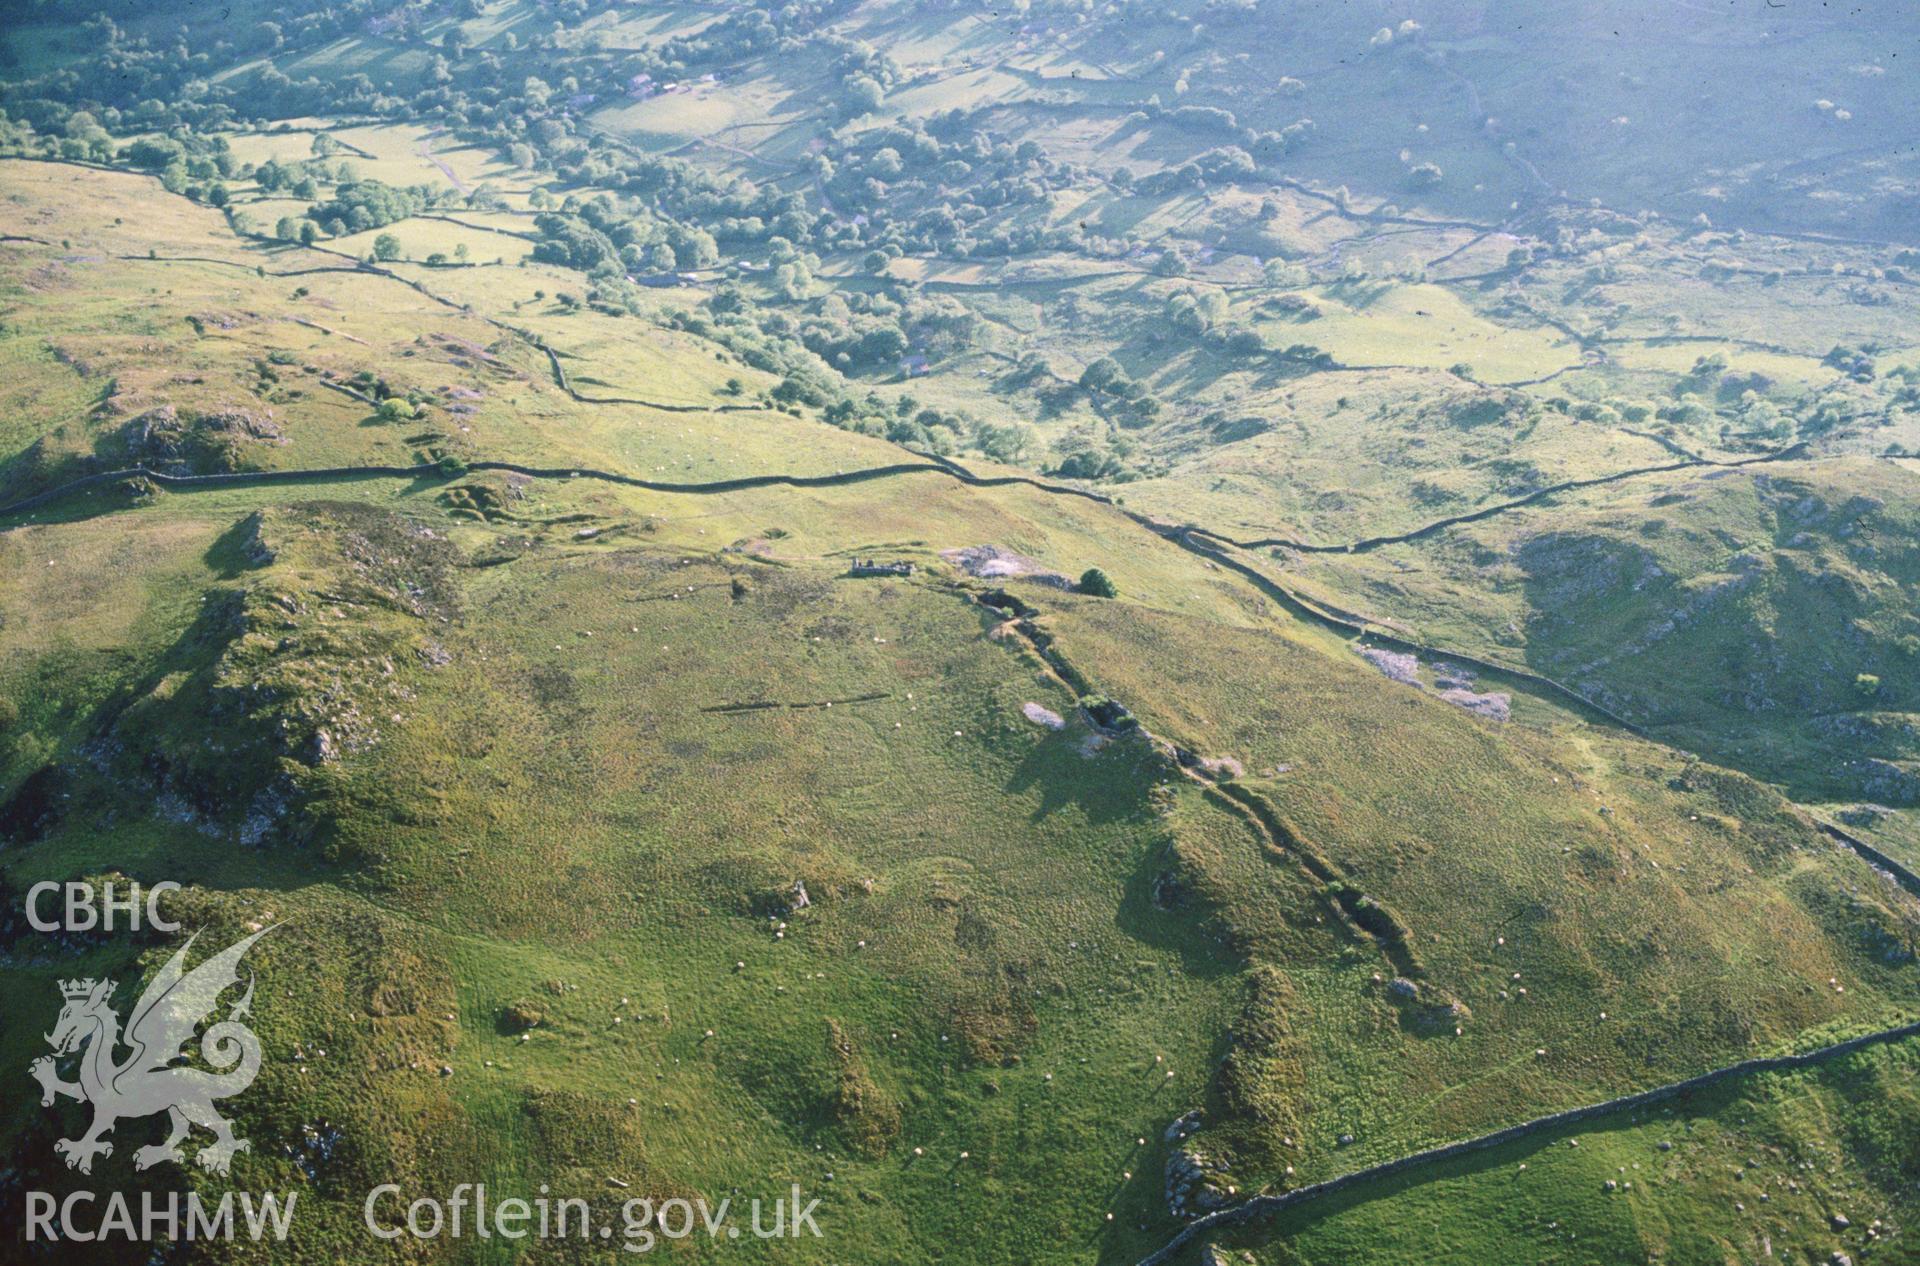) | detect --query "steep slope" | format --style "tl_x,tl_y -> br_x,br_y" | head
1294,459 -> 1920,810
